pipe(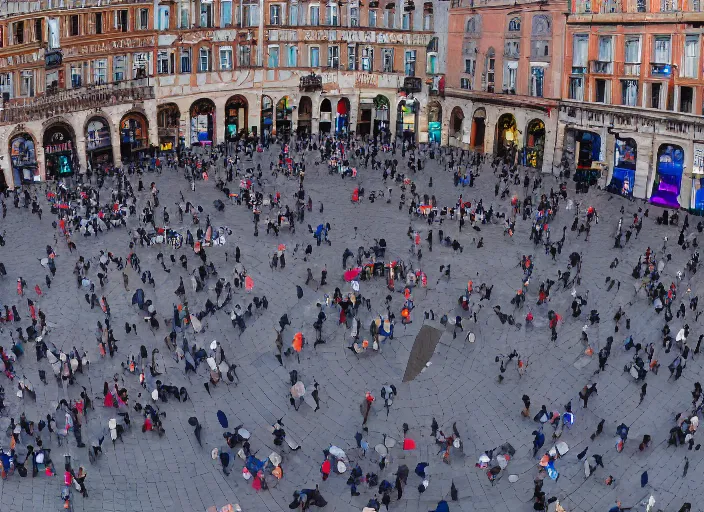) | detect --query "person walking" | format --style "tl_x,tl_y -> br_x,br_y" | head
639,383 -> 647,404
